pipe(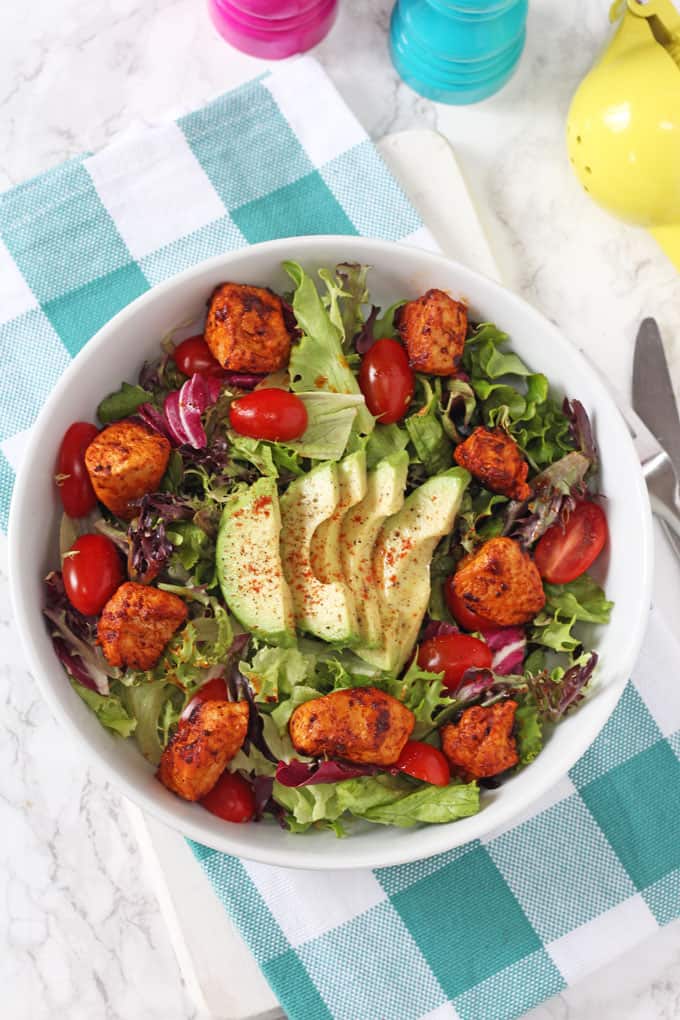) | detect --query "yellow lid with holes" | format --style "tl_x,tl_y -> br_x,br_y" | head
567,0 -> 680,269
